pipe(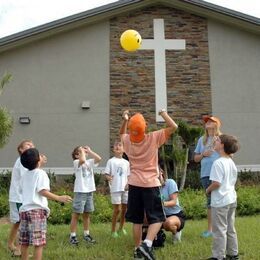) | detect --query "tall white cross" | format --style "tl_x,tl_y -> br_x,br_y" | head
140,19 -> 186,122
